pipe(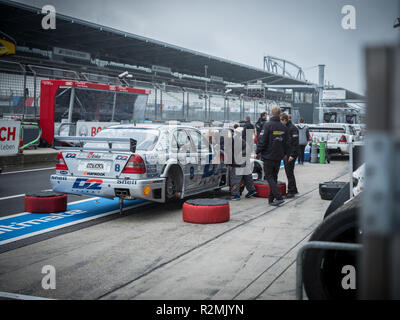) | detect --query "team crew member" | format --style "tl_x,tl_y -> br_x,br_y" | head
297,117 -> 310,164
230,124 -> 257,201
281,113 -> 299,198
255,112 -> 267,137
255,106 -> 289,206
